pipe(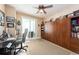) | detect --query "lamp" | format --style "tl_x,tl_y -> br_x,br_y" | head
40,9 -> 43,13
